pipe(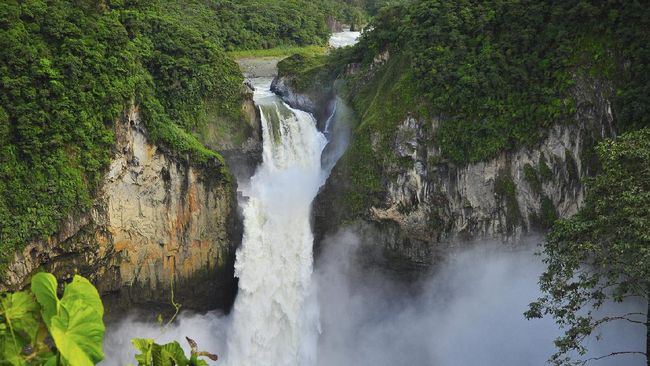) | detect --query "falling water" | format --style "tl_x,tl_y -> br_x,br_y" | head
226,78 -> 327,366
